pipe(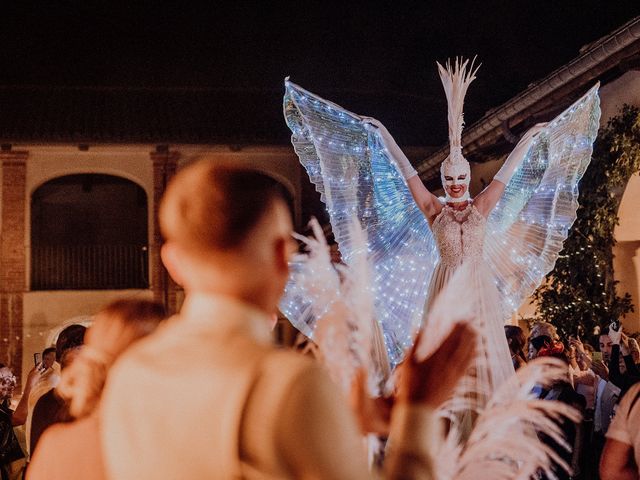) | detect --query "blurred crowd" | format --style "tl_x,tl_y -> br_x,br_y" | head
506,321 -> 640,479
0,161 -> 637,480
